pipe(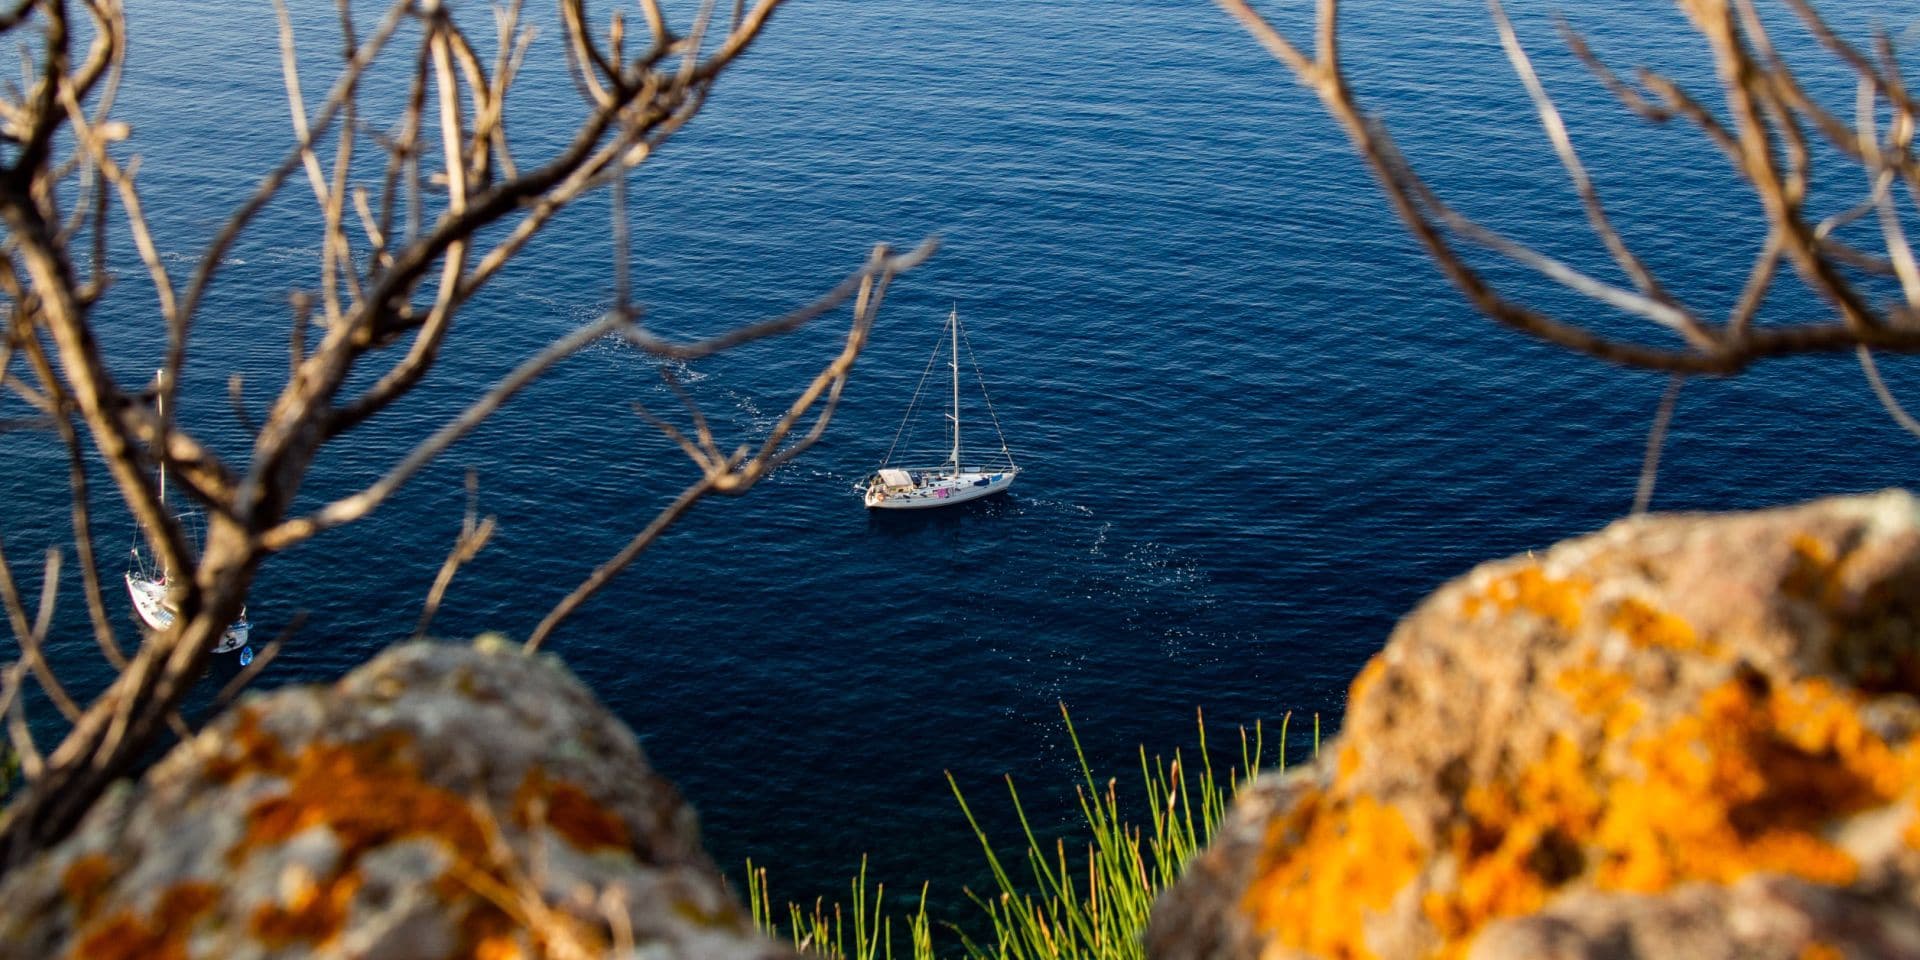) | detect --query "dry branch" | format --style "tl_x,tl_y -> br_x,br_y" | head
0,0 -> 930,876
523,237 -> 937,652
1217,0 -> 1920,373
